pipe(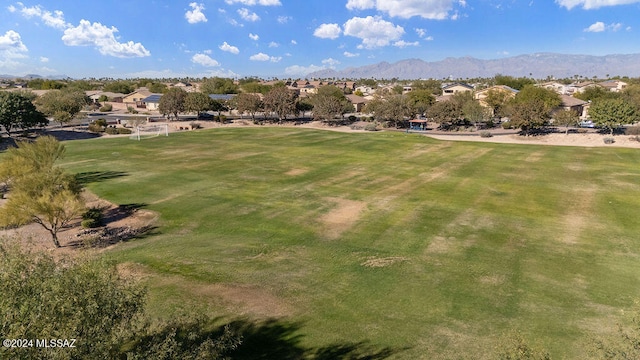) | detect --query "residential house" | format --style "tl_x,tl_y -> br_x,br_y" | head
123,89 -> 153,108
345,94 -> 367,112
558,94 -> 589,118
598,80 -> 627,92
567,81 -> 600,94
474,85 -> 519,115
441,83 -> 473,96
538,81 -> 570,95
141,94 -> 163,111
